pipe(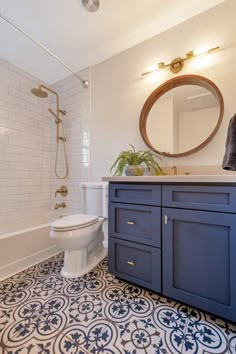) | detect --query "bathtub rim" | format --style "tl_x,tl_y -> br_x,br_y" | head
0,221 -> 52,240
